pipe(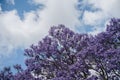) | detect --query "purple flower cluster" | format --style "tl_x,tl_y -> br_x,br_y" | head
0,18 -> 120,80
